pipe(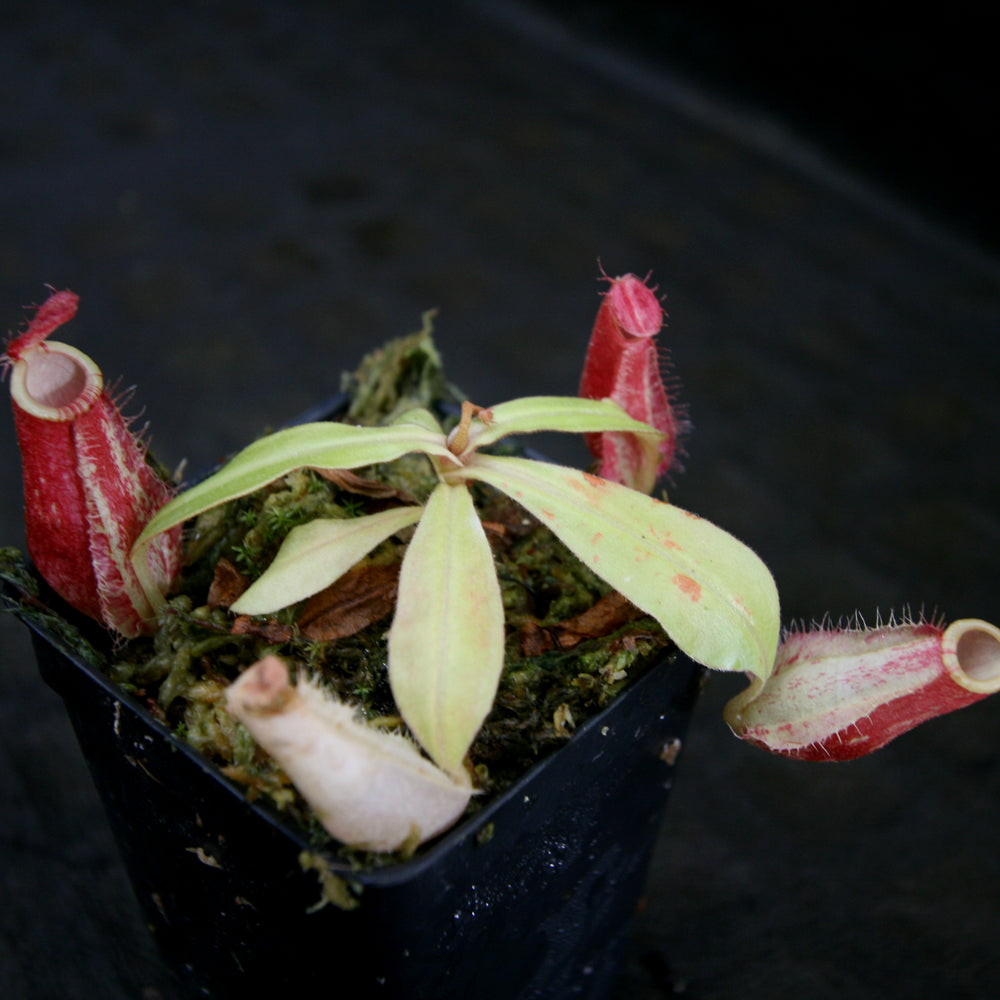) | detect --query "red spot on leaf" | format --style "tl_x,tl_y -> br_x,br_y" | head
672,574 -> 701,601
653,529 -> 681,551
